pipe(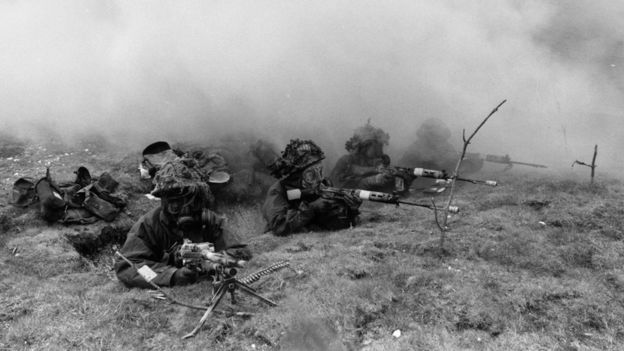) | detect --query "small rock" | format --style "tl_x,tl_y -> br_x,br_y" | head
392,329 -> 401,338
